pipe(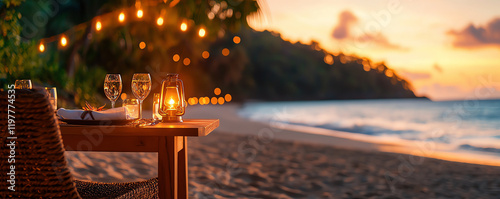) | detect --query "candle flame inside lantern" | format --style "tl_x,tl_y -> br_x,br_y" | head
169,98 -> 175,105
